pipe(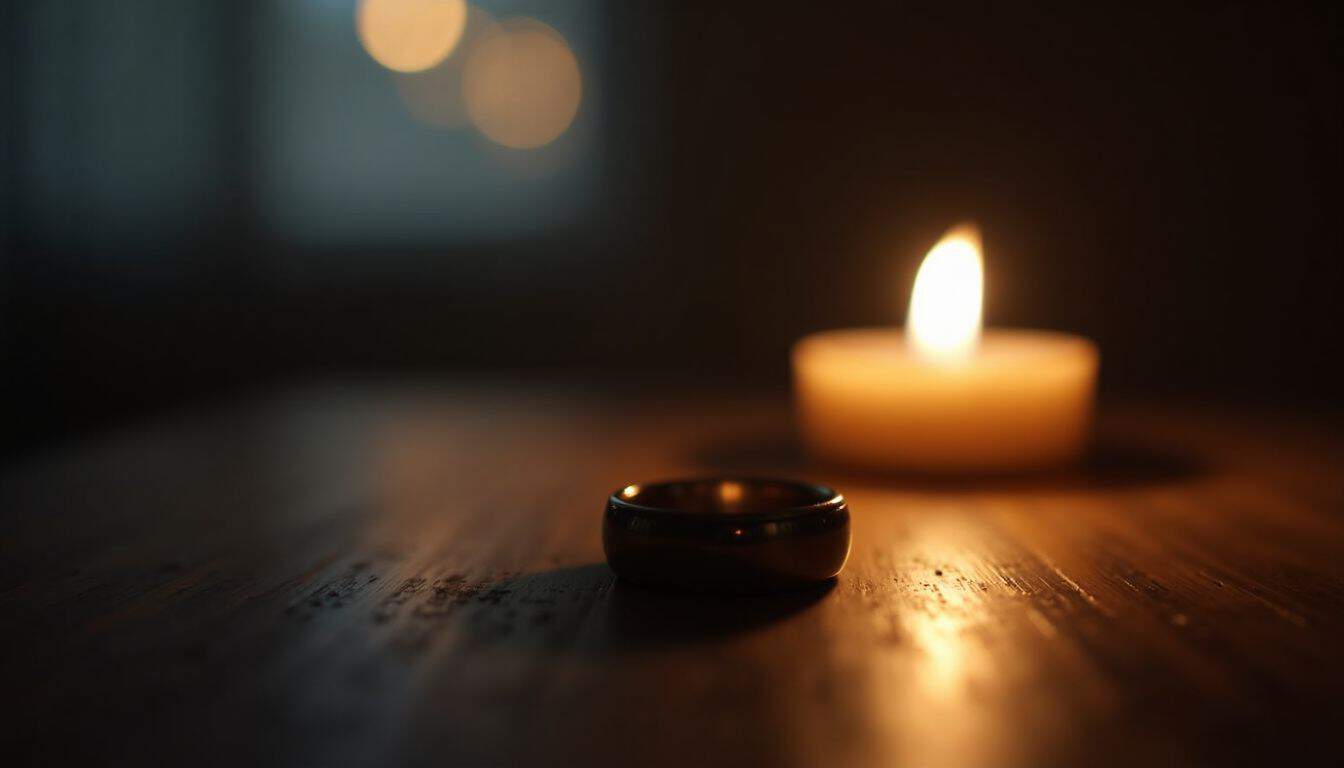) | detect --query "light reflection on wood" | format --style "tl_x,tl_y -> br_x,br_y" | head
4,387 -> 1342,765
